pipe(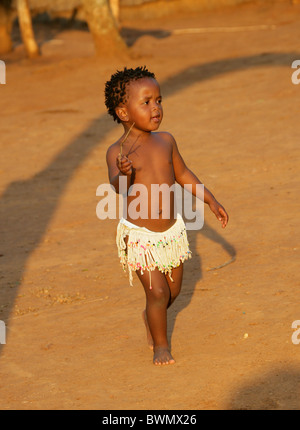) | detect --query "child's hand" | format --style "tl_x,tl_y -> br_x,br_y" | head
117,154 -> 133,176
209,199 -> 229,228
